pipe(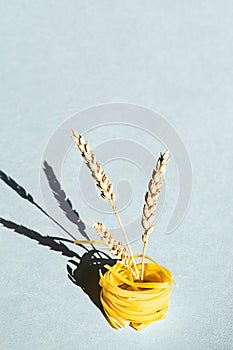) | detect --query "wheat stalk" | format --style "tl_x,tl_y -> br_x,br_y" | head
94,222 -> 128,264
73,239 -> 105,246
140,151 -> 169,281
71,129 -> 115,204
71,129 -> 139,279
